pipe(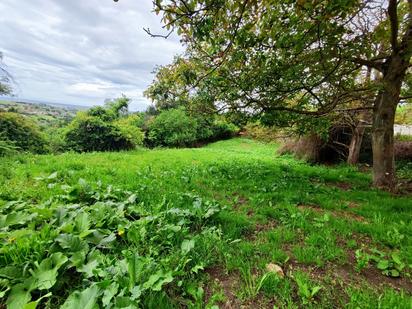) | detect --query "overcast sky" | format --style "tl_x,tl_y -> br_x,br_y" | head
0,0 -> 184,110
